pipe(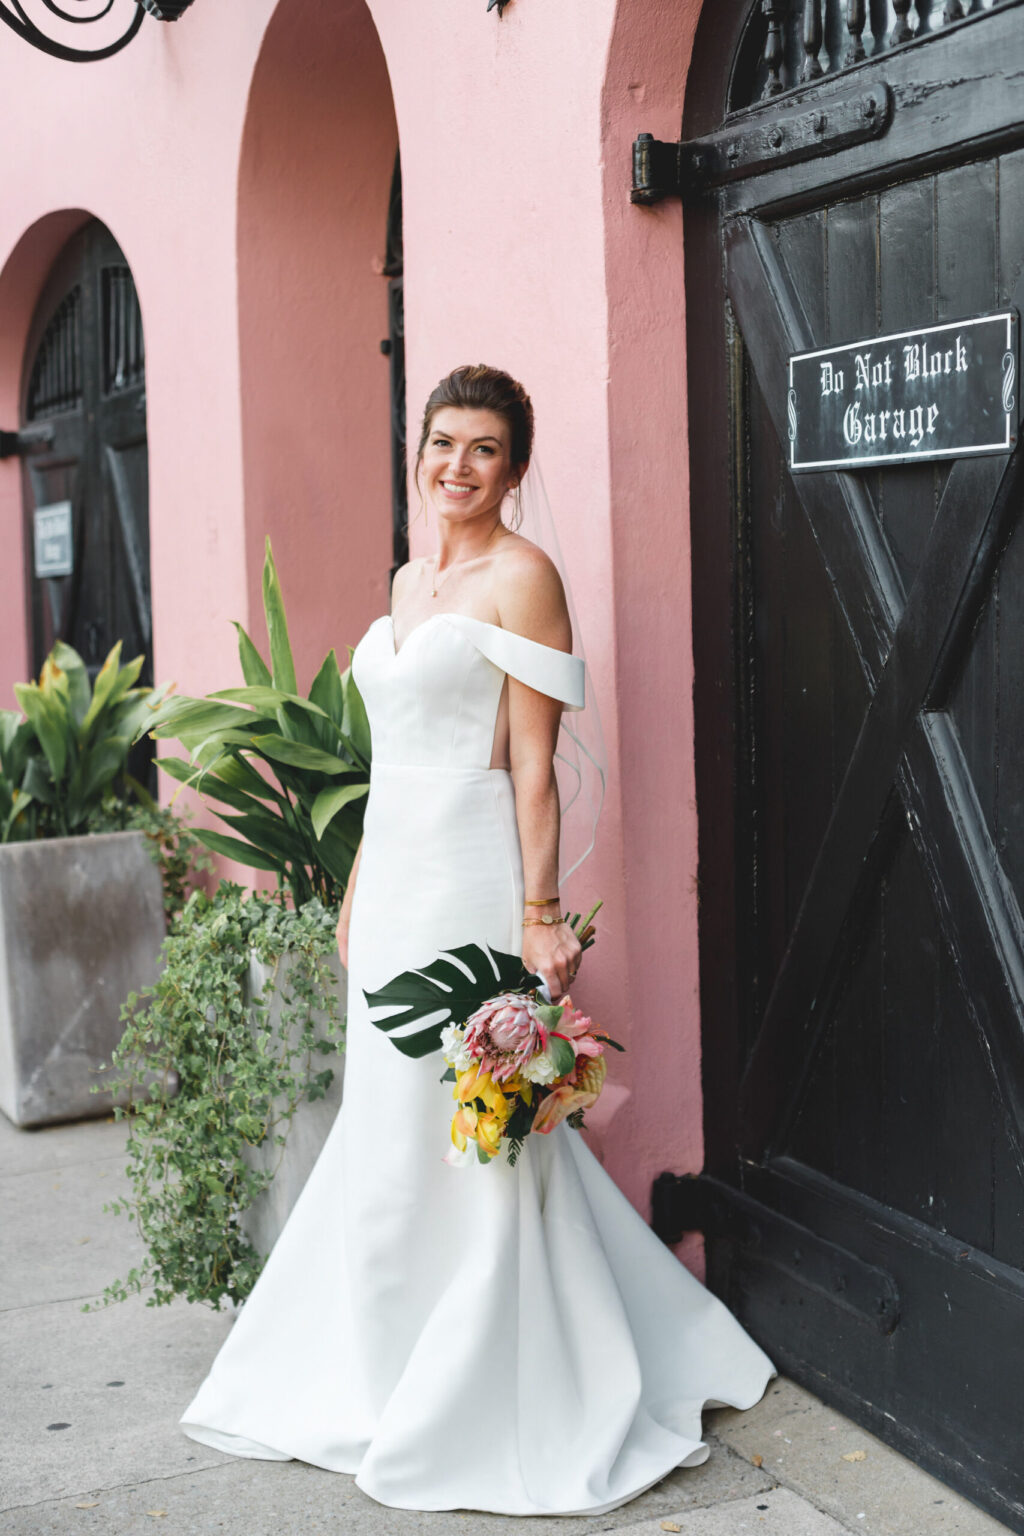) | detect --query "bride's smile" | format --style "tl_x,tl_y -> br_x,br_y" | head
422,404 -> 517,525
